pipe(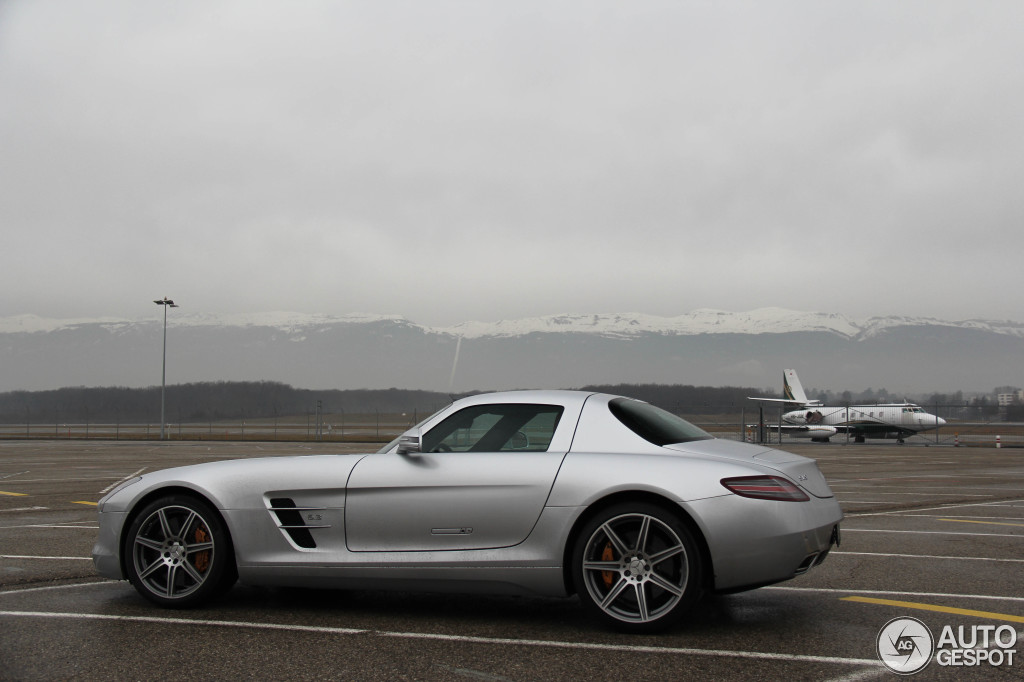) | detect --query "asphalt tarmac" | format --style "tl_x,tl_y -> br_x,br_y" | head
1,440 -> 1022,681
